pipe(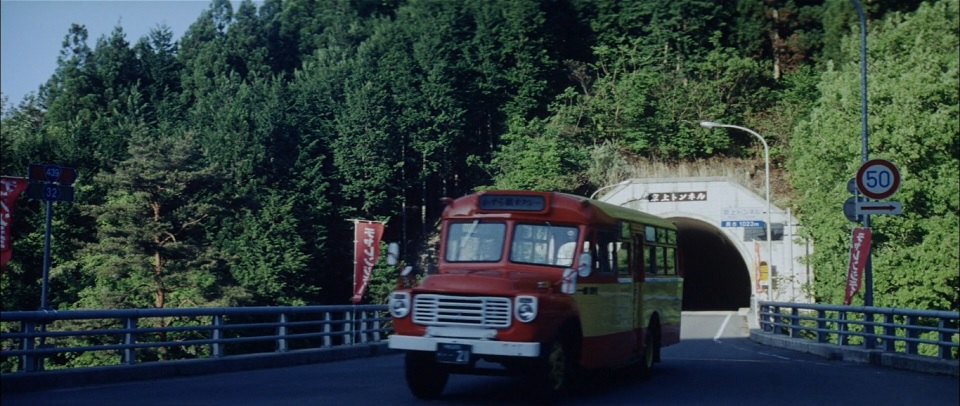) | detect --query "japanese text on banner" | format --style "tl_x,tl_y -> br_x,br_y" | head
844,228 -> 872,305
352,221 -> 384,303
